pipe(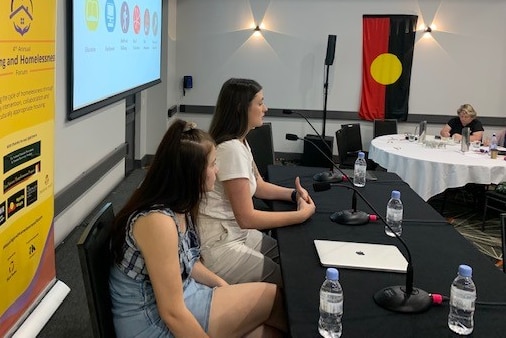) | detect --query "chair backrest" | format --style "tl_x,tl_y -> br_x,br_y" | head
373,119 -> 398,138
501,213 -> 506,273
246,122 -> 275,180
335,128 -> 354,169
336,124 -> 364,169
341,123 -> 364,152
77,202 -> 116,338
